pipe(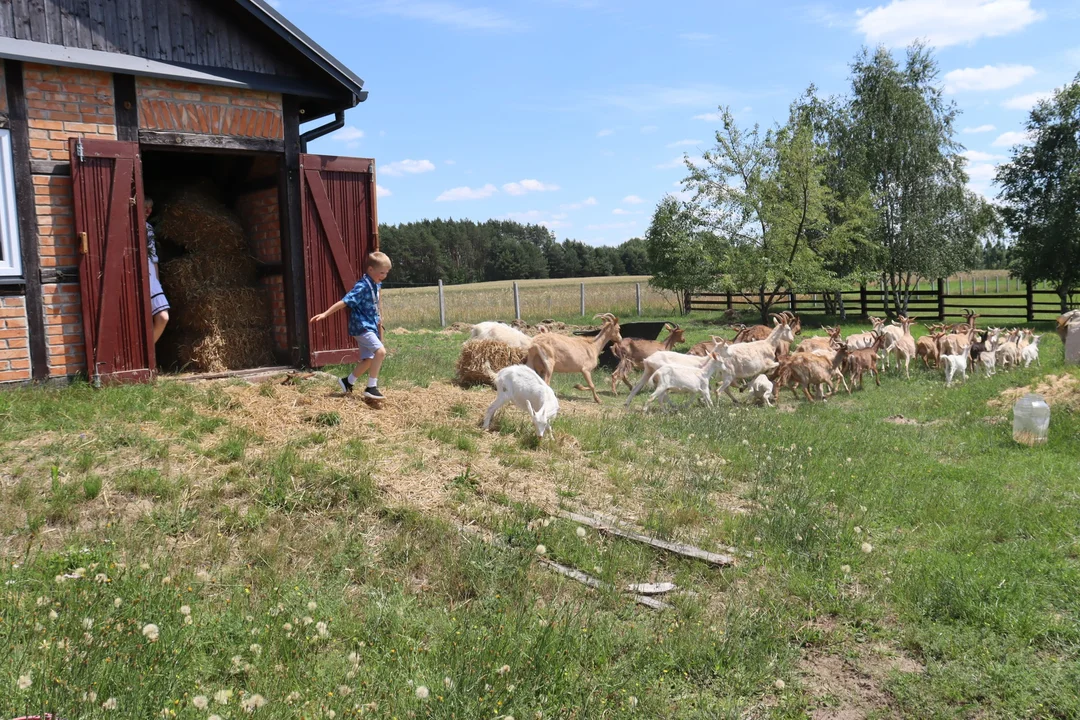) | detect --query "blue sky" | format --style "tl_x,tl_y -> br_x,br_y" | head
287,0 -> 1080,246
